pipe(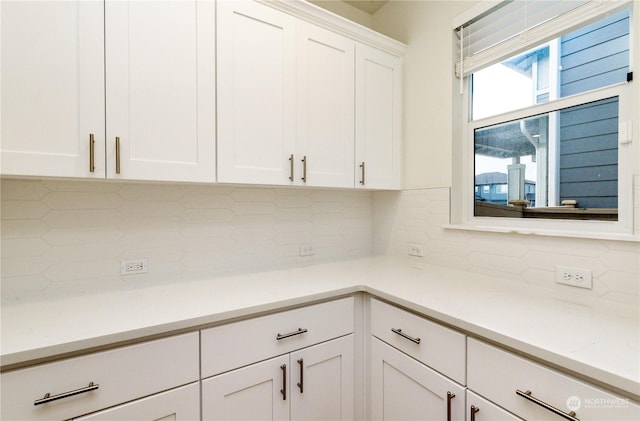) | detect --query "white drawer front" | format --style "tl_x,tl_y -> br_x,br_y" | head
201,297 -> 354,378
1,332 -> 199,421
75,382 -> 200,420
468,338 -> 640,421
370,298 -> 466,384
